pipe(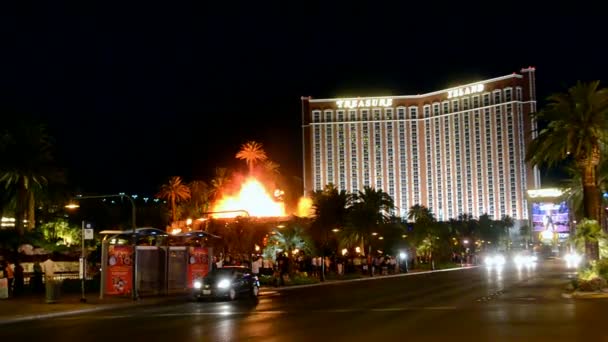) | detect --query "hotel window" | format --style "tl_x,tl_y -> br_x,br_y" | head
397,107 -> 406,120
349,110 -> 357,121
374,120 -> 383,190
435,117 -> 442,214
313,126 -> 322,190
493,91 -> 502,104
473,96 -> 480,108
373,109 -> 381,121
424,105 -> 430,118
337,110 -> 344,122
444,117 -> 453,218
505,88 -> 512,102
350,122 -> 358,192
409,107 -> 418,119
386,112 -> 395,198
362,110 -> 371,188
324,111 -> 332,123
496,107 -> 506,216
516,87 -> 523,101
326,123 -> 334,185
433,103 -> 440,116
399,120 -> 408,211
463,98 -> 469,110
410,118 -> 420,205
338,122 -> 346,190
425,119 -> 433,208
443,102 -> 449,114
452,100 -> 459,112
386,108 -> 393,120
313,110 -> 321,123
483,94 -> 490,107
